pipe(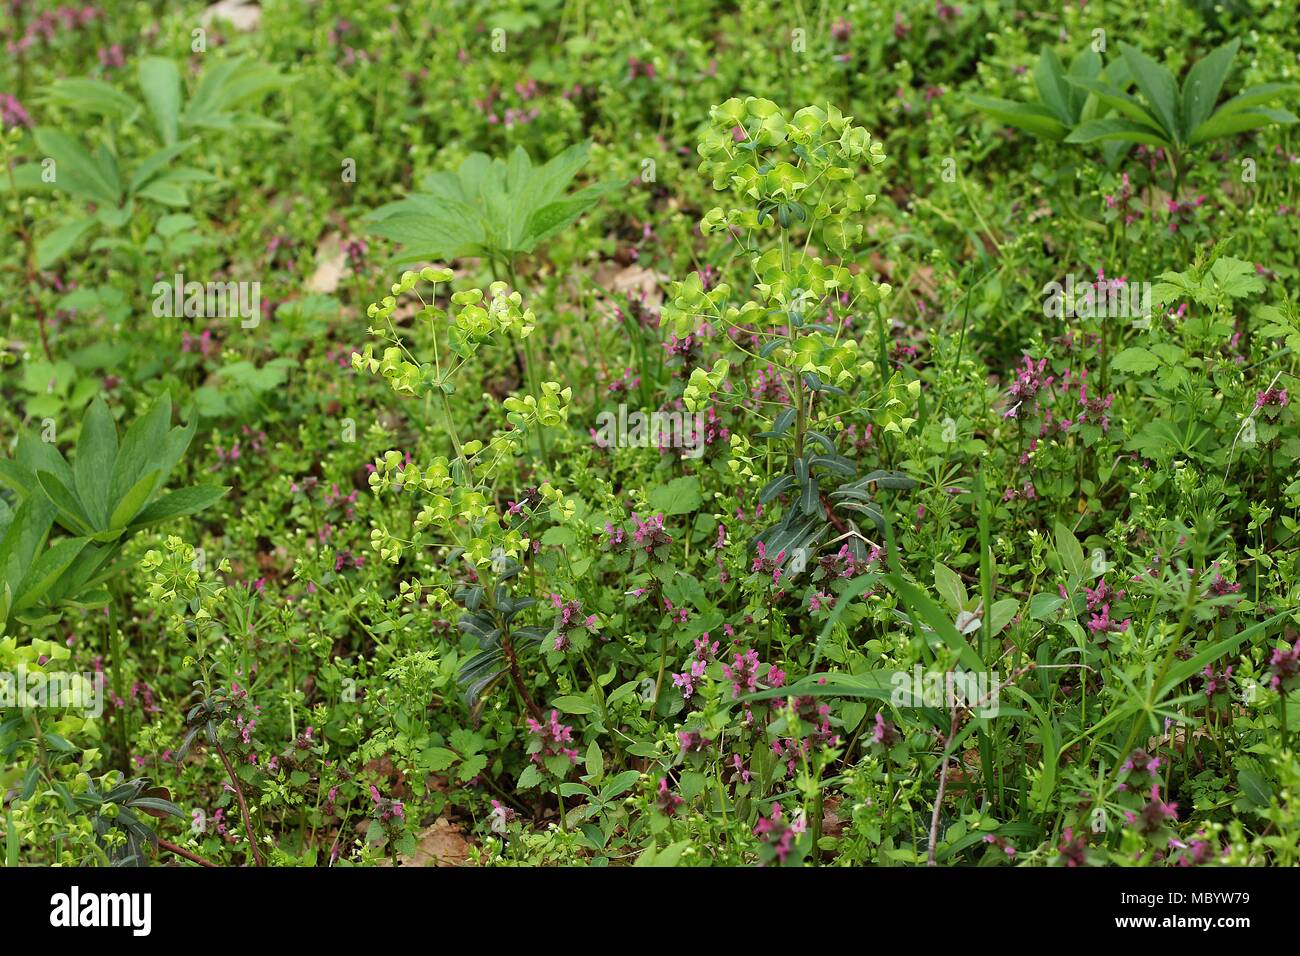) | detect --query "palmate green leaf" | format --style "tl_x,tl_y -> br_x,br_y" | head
966,95 -> 1067,140
369,142 -> 615,263
1065,117 -> 1170,147
1117,42 -> 1181,140
1190,107 -> 1298,145
521,184 -> 619,251
366,201 -> 487,261
1180,38 -> 1240,135
182,57 -> 293,131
